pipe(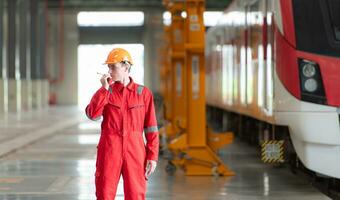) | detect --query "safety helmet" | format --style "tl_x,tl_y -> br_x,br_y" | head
104,48 -> 133,65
